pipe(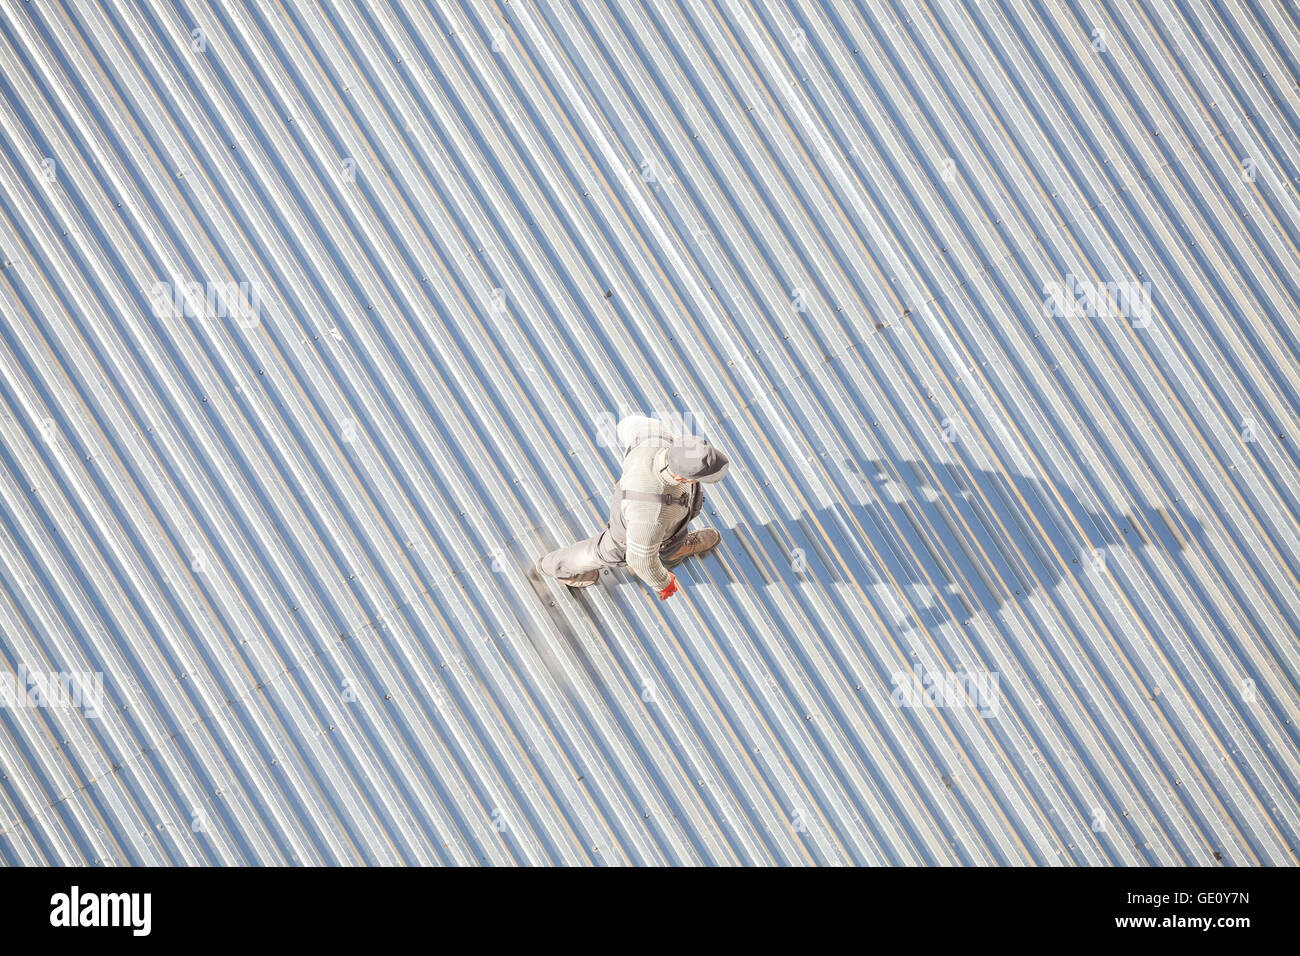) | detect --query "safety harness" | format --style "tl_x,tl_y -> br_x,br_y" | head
611,487 -> 692,509
606,436 -> 704,548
